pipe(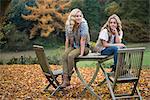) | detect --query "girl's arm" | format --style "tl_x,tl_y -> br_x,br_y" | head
65,37 -> 69,51
115,33 -> 121,43
113,29 -> 122,43
79,37 -> 86,56
102,40 -> 125,47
